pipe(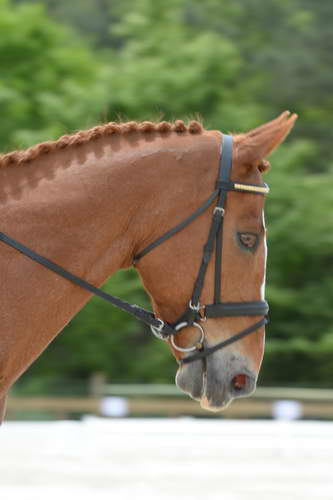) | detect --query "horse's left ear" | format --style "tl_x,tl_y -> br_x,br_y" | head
235,111 -> 298,171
